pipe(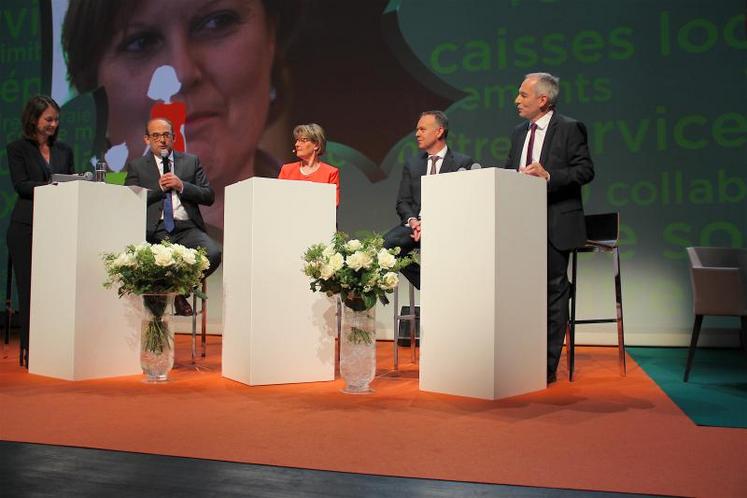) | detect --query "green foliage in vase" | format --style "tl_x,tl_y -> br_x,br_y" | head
103,241 -> 209,298
349,326 -> 374,345
103,242 -> 210,354
142,294 -> 172,353
303,232 -> 416,311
